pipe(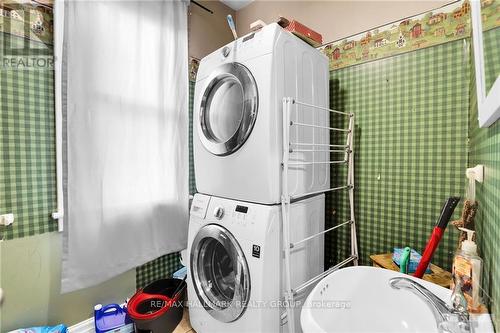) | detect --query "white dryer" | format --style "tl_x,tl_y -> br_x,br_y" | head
193,23 -> 330,204
187,193 -> 324,333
